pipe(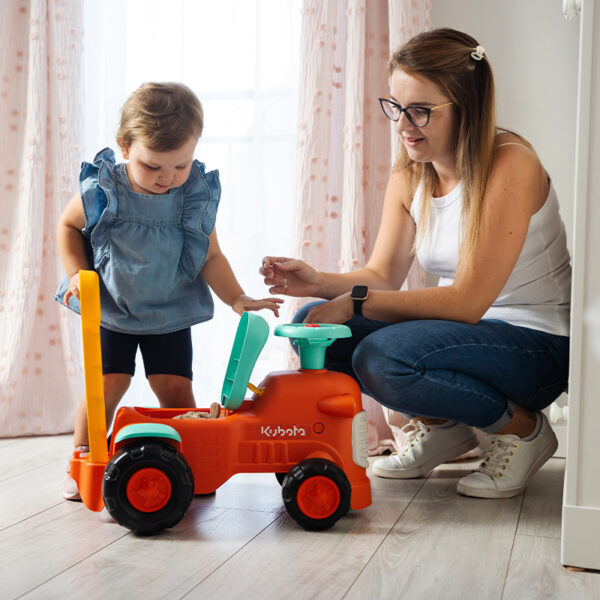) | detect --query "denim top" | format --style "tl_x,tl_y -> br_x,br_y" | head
55,148 -> 220,334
